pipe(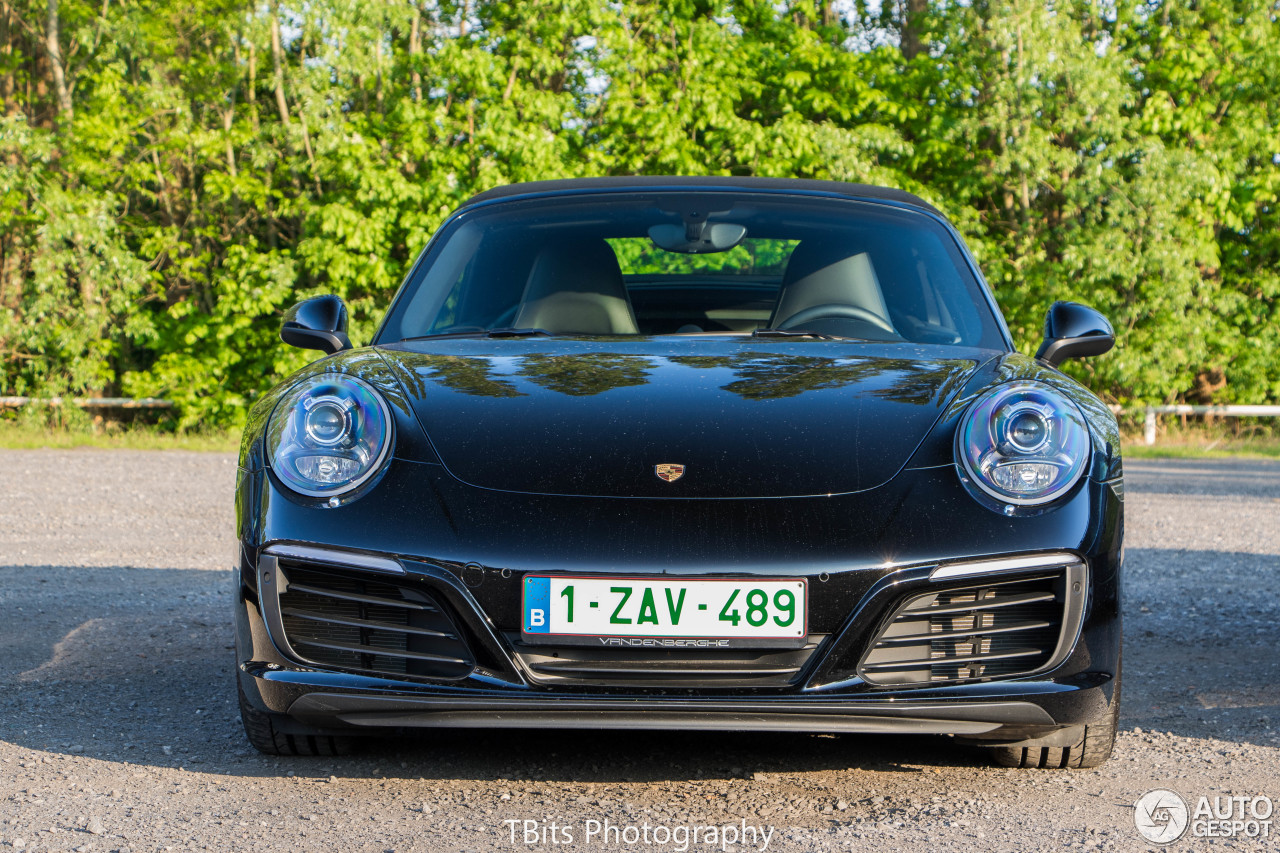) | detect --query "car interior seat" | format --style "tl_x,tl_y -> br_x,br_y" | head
514,240 -> 639,335
770,241 -> 897,337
